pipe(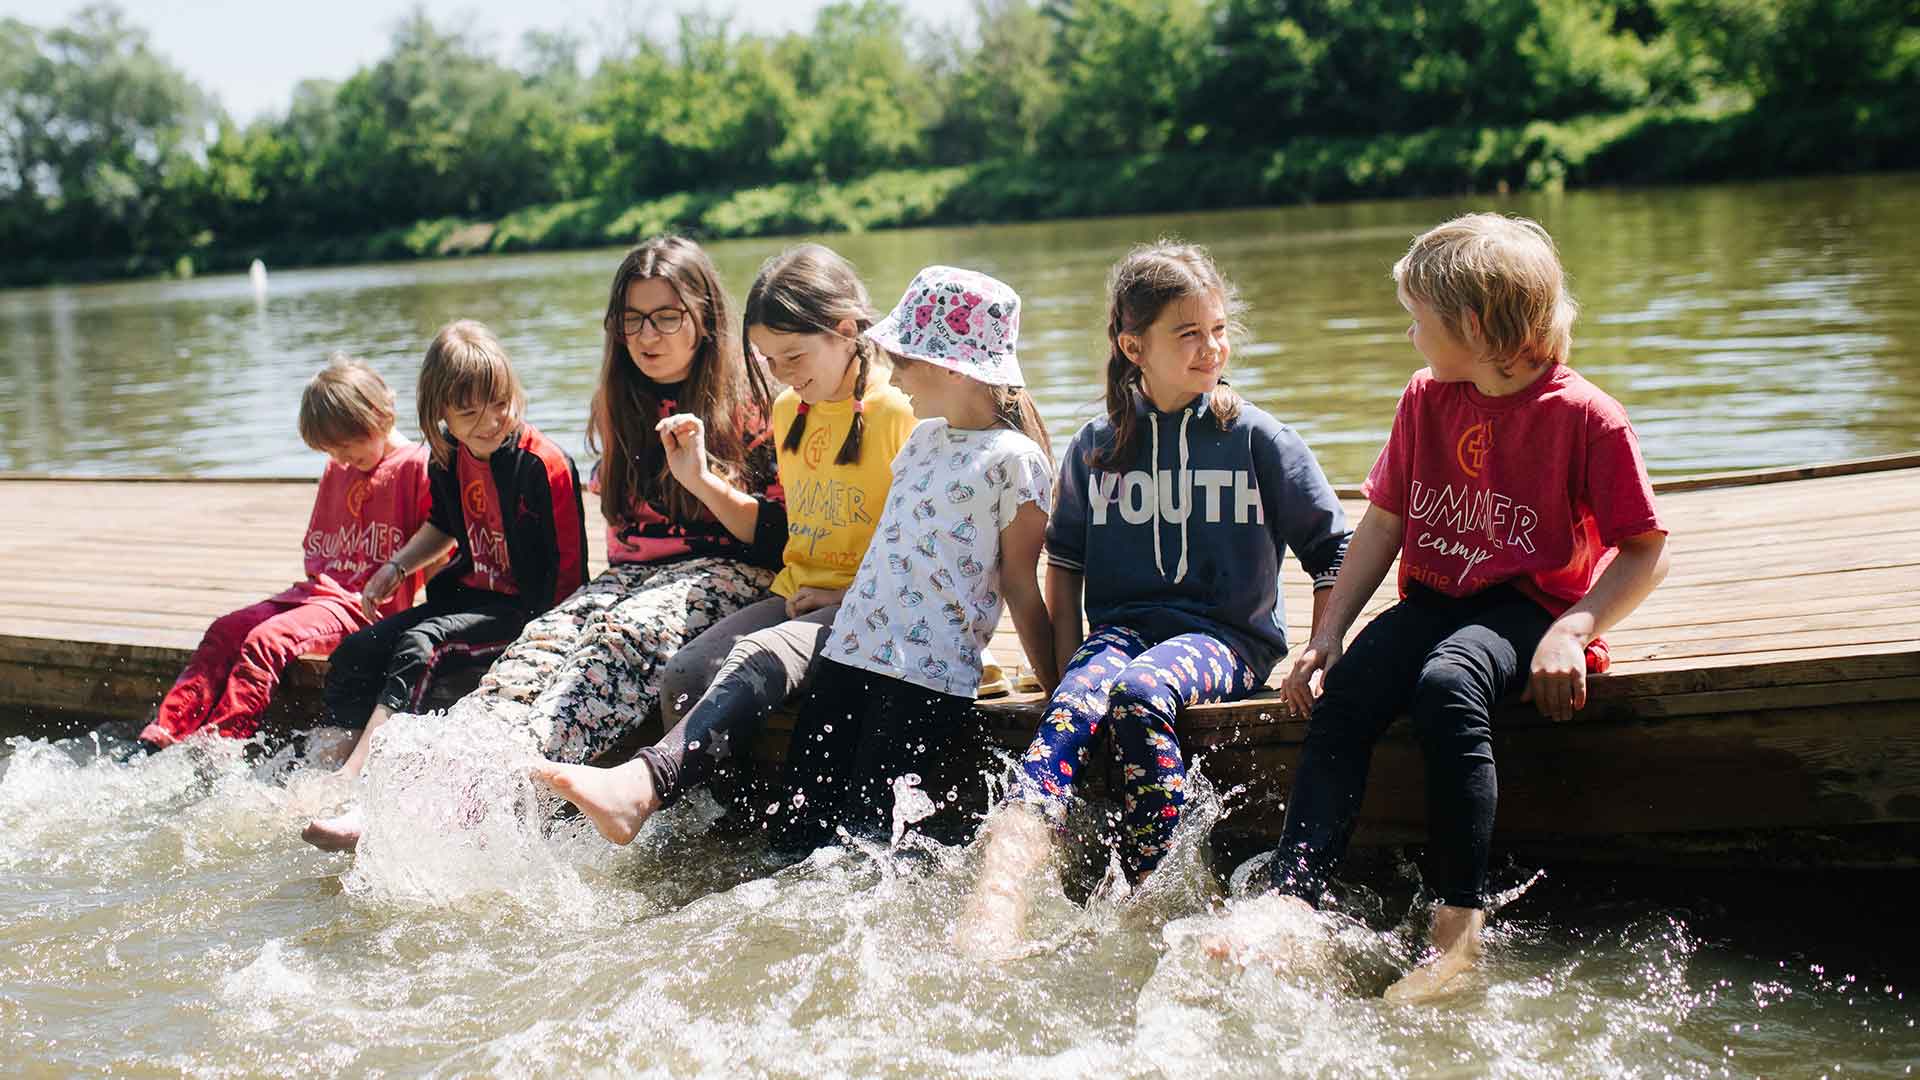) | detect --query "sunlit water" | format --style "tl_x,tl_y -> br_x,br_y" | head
5,173 -> 1920,481
7,176 -> 1920,1074
4,719 -> 1916,1076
